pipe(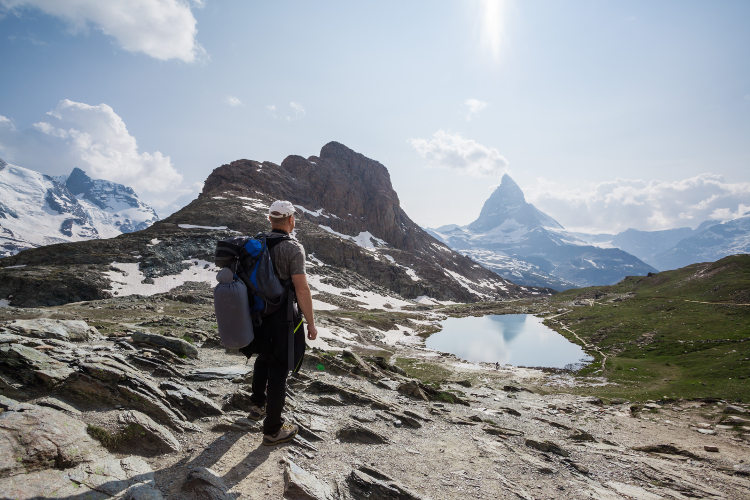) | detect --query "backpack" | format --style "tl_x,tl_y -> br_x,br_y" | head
214,232 -> 291,317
